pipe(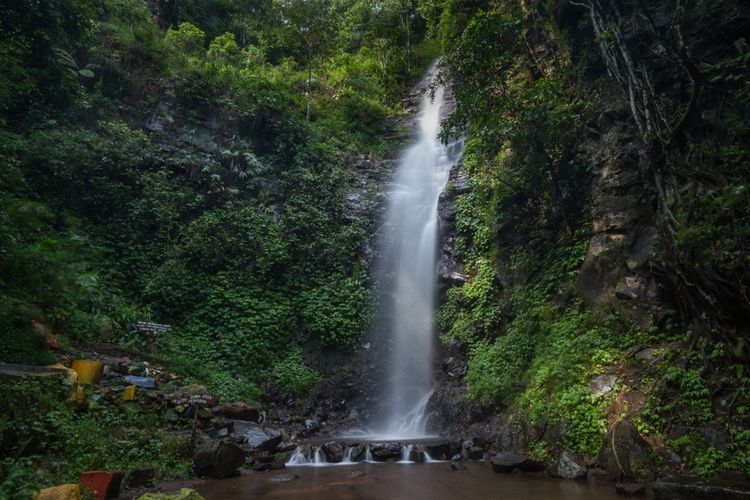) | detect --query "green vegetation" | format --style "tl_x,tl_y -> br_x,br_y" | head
1,0 -> 432,389
1,377 -> 192,499
431,0 -> 750,475
2,0 -> 749,493
1,0 -> 432,493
